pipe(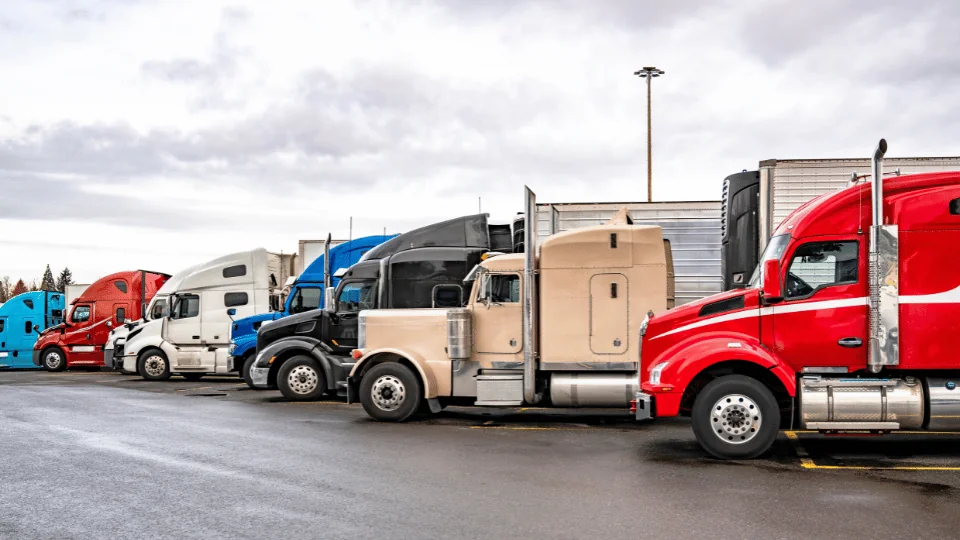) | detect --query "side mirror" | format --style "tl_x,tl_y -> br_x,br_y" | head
761,259 -> 783,304
227,308 -> 236,316
33,324 -> 40,334
324,287 -> 336,313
